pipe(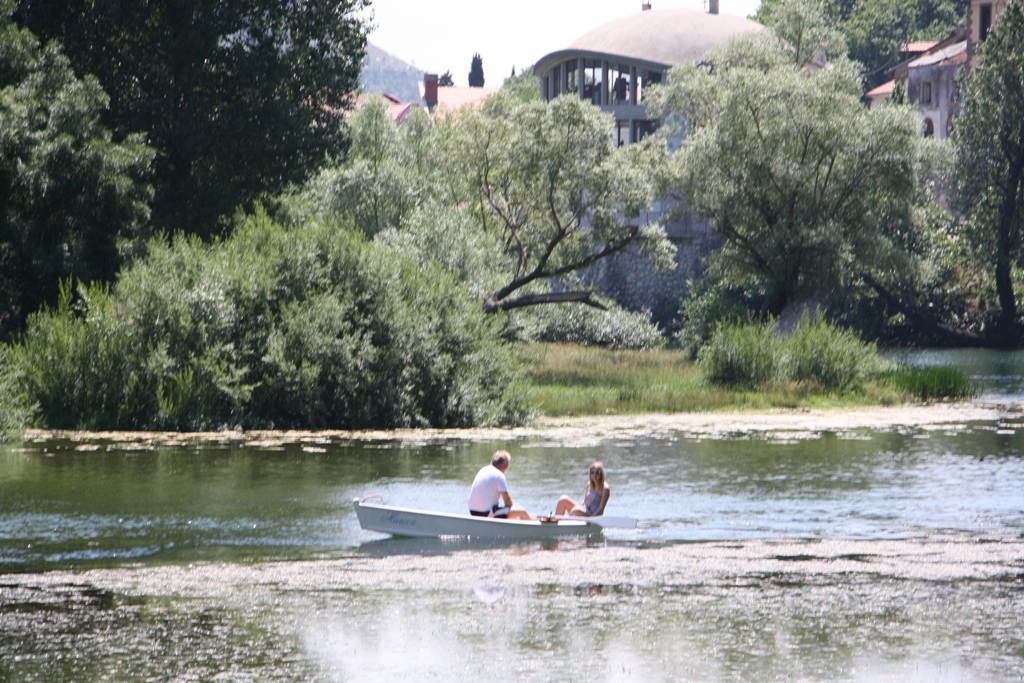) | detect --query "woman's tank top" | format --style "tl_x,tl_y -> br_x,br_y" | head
584,489 -> 602,515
